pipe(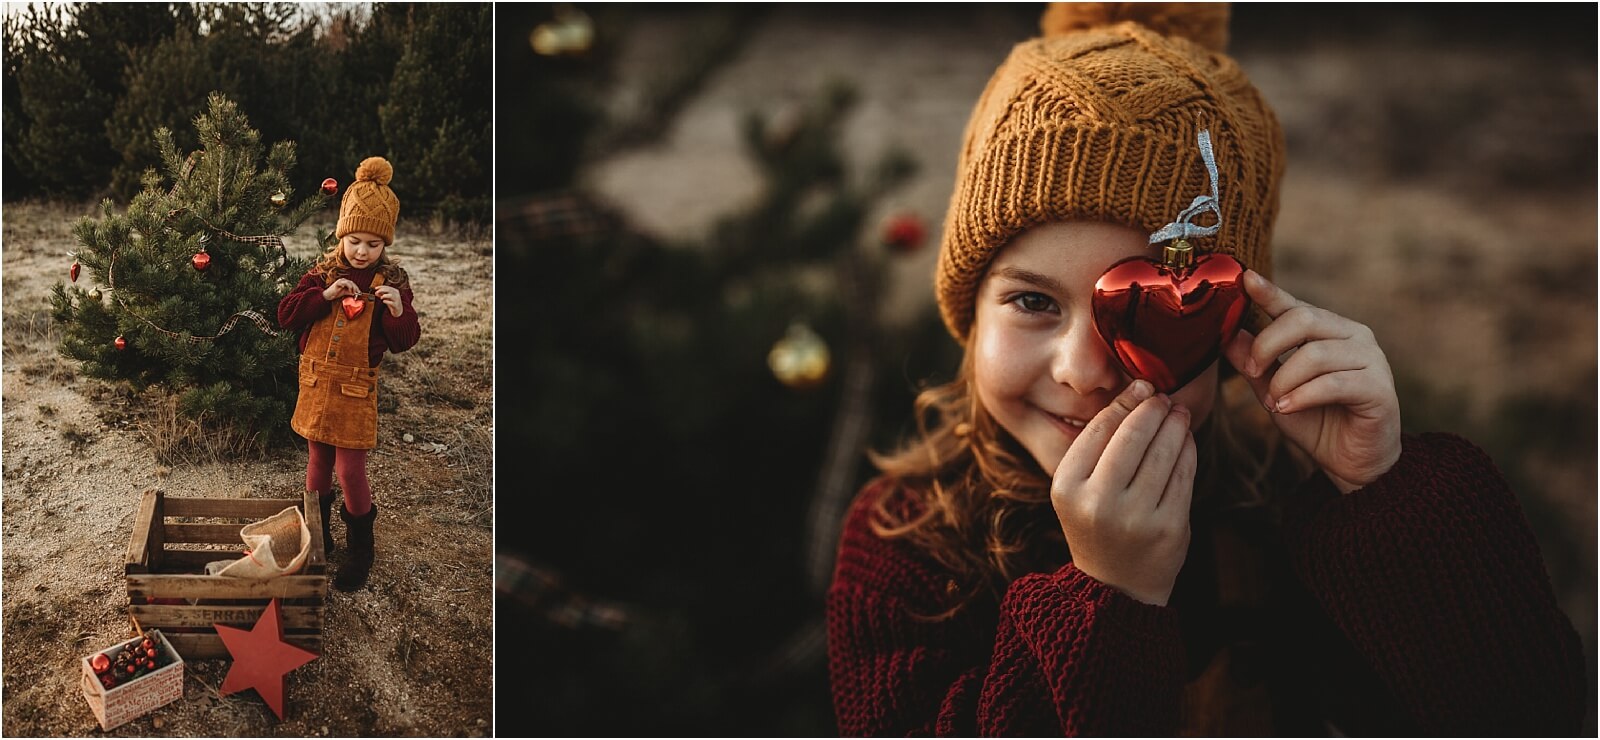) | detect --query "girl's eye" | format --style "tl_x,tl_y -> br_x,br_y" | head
1009,292 -> 1058,314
